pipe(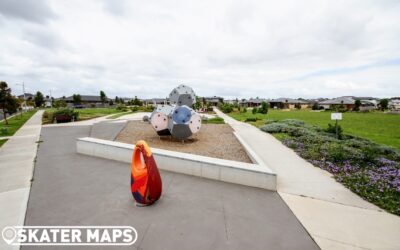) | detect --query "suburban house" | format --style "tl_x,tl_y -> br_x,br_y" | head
359,99 -> 378,111
44,96 -> 52,108
61,95 -> 111,108
142,98 -> 168,106
318,96 -> 356,110
202,96 -> 224,106
224,99 -> 239,105
389,99 -> 400,110
240,98 -> 268,108
269,98 -> 310,109
17,93 -> 34,100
